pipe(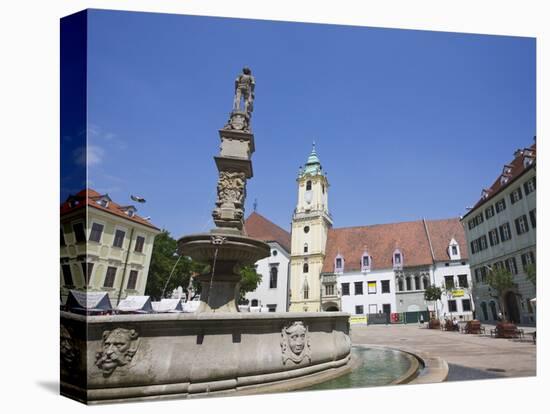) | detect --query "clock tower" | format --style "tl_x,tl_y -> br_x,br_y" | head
289,144 -> 333,312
